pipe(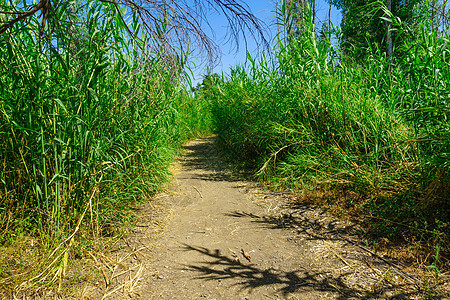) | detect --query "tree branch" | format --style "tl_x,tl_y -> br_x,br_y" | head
0,0 -> 46,34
